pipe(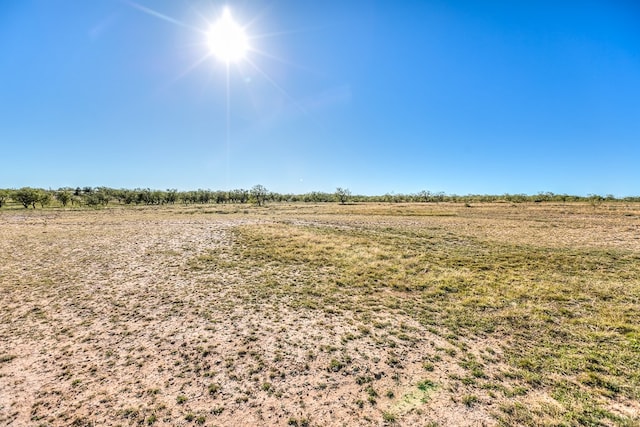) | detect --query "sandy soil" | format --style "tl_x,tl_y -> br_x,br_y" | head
2,203 -> 639,426
0,207 -> 500,426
